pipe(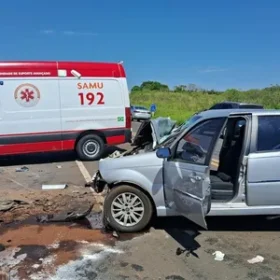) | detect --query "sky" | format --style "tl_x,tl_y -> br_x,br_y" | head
1,0 -> 280,90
